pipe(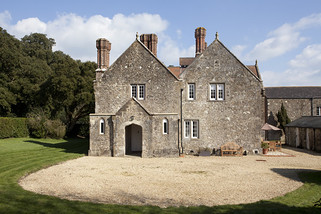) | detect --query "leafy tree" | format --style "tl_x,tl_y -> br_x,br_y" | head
0,28 -> 96,137
276,103 -> 291,133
